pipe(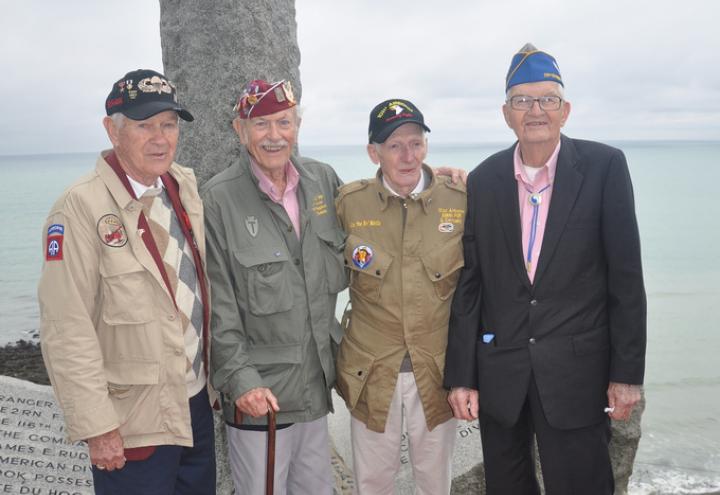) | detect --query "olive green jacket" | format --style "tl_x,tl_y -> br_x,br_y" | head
201,149 -> 346,426
335,166 -> 466,432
